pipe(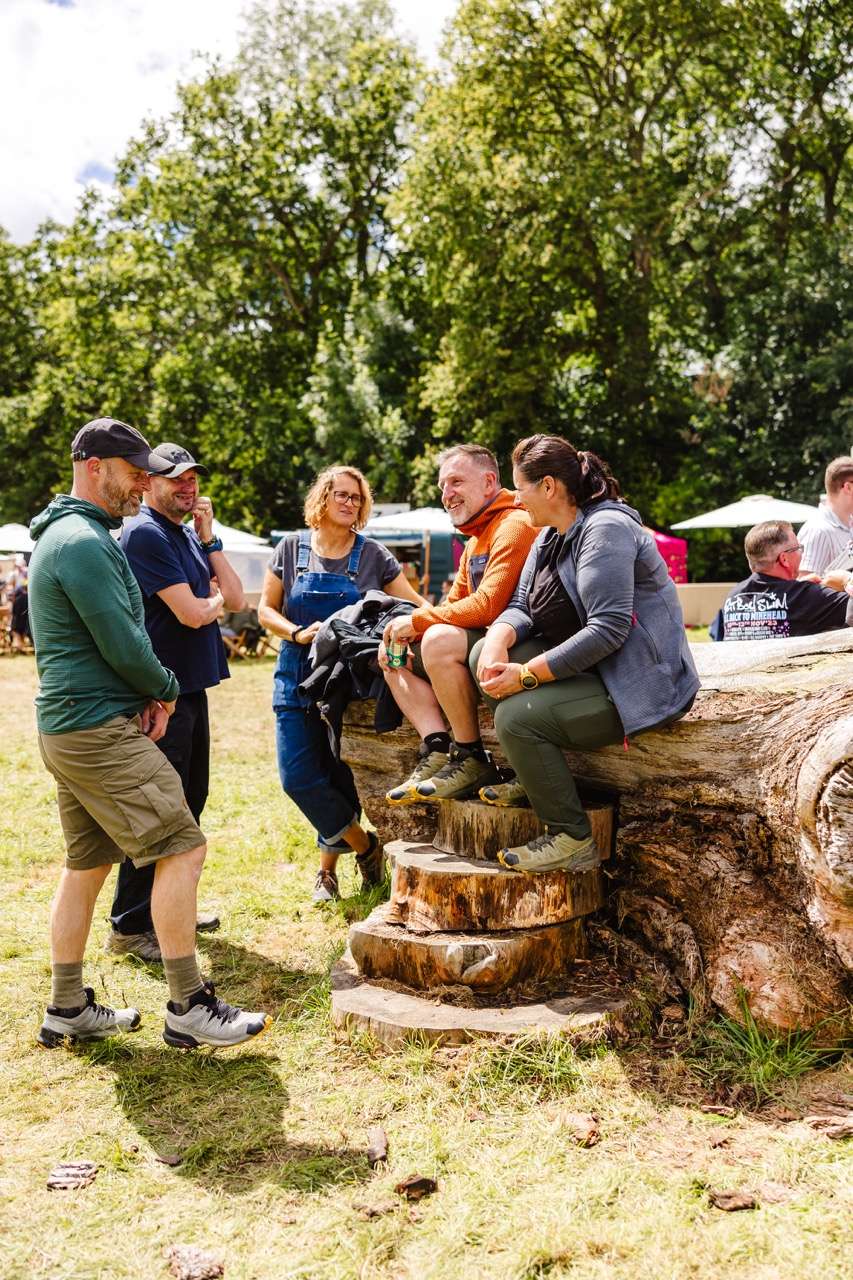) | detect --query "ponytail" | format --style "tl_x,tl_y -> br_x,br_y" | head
513,435 -> 622,507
